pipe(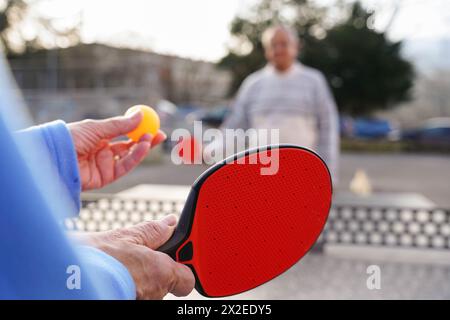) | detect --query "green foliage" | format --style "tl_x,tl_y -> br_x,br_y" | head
219,0 -> 415,116
302,2 -> 414,115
